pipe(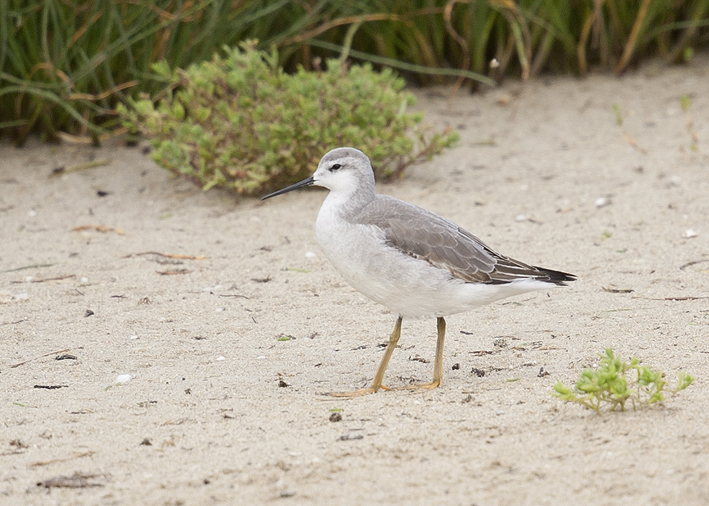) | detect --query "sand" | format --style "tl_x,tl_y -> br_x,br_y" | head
1,58 -> 708,505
